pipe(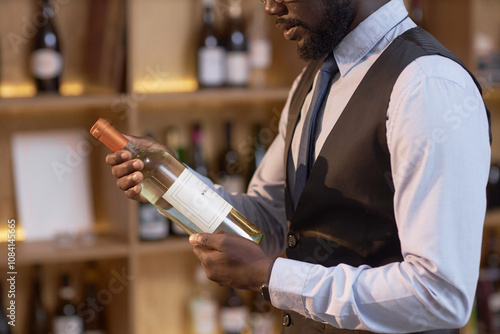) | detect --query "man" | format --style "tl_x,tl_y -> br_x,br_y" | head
106,0 -> 491,332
